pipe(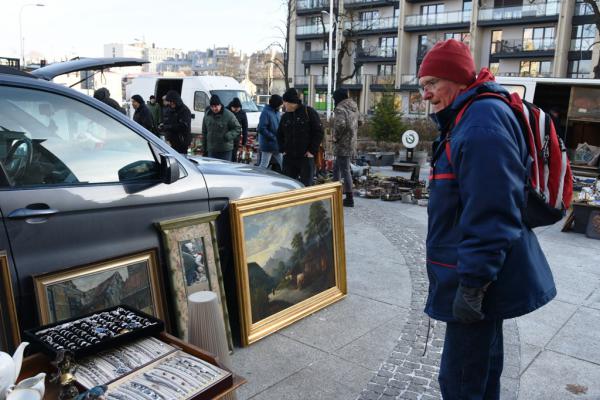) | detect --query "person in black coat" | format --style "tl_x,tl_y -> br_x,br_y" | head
277,88 -> 324,186
93,87 -> 125,114
131,94 -> 157,136
159,90 -> 192,155
226,97 -> 248,162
